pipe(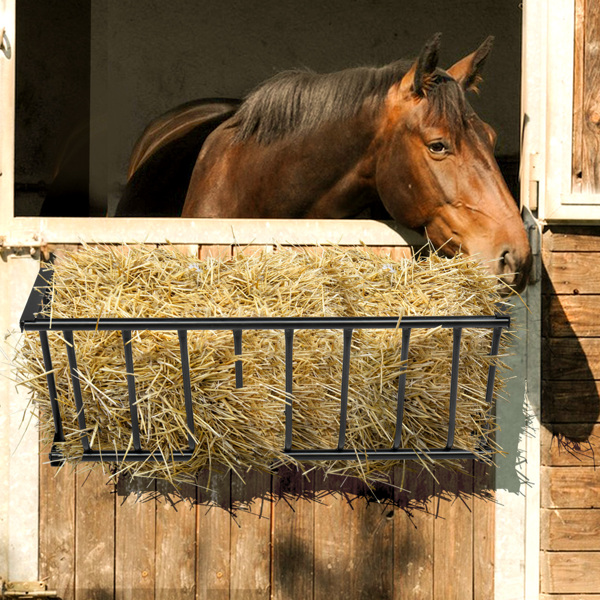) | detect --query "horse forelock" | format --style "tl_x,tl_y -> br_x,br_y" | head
232,61 -> 474,146
421,70 -> 472,144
